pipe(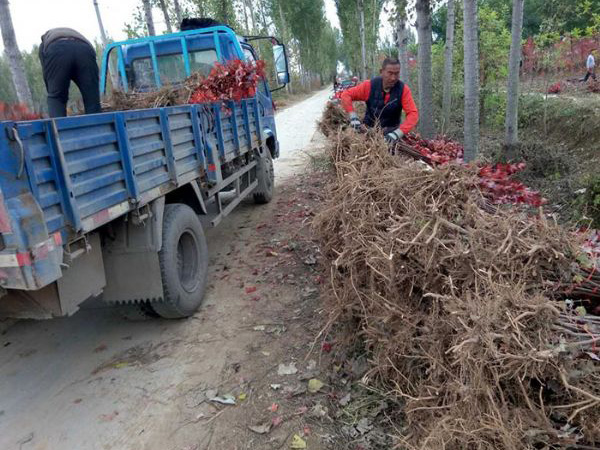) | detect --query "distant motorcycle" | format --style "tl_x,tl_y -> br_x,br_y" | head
329,77 -> 358,103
